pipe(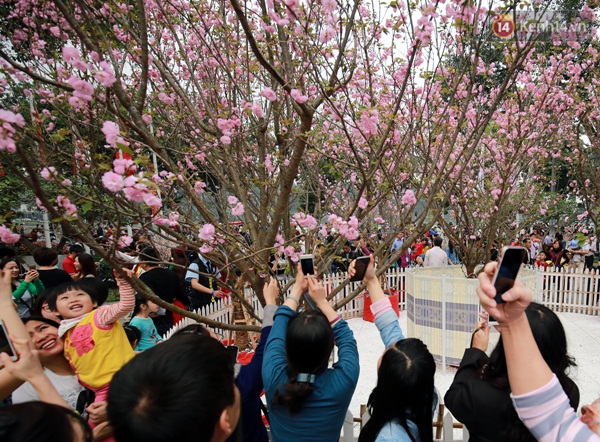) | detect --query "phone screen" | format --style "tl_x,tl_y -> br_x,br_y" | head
0,321 -> 17,361
226,345 -> 239,364
350,256 -> 370,282
493,247 -> 527,304
300,255 -> 315,275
